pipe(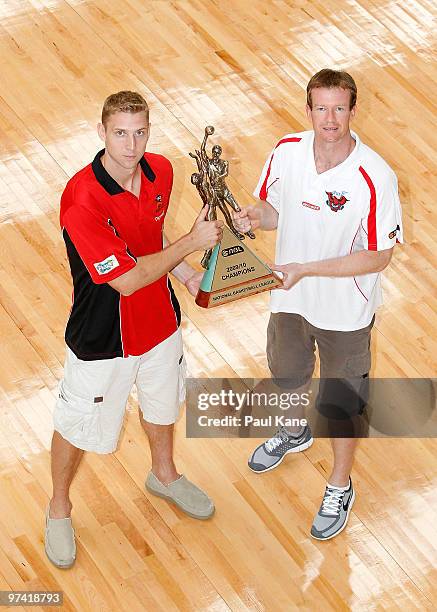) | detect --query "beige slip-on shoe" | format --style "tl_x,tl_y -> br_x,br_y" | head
145,472 -> 215,520
44,506 -> 76,568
